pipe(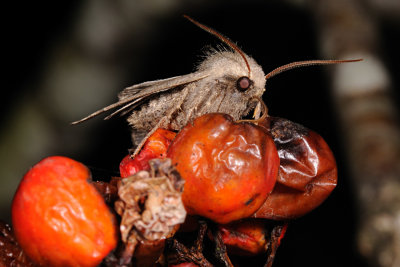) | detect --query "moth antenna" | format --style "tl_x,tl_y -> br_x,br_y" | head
265,59 -> 363,80
184,15 -> 251,76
